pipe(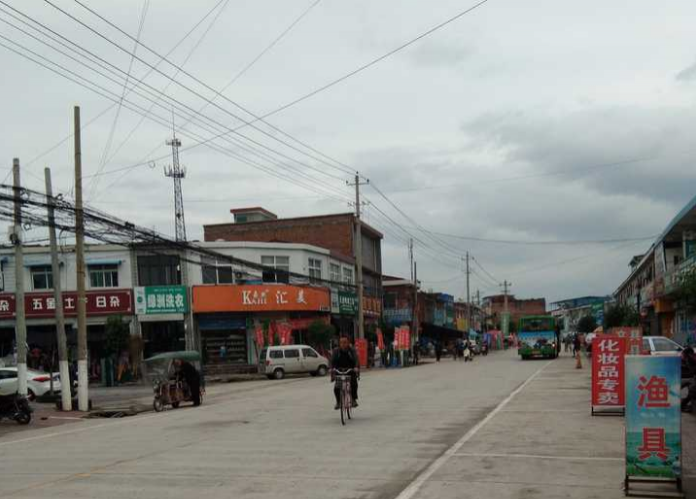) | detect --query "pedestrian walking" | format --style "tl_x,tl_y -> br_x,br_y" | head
435,340 -> 442,362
